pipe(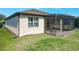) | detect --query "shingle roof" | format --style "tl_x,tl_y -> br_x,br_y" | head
5,9 -> 75,20
5,9 -> 50,20
18,9 -> 49,15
